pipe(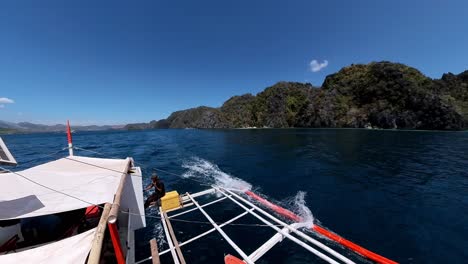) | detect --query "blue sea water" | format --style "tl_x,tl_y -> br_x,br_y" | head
2,129 -> 467,264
